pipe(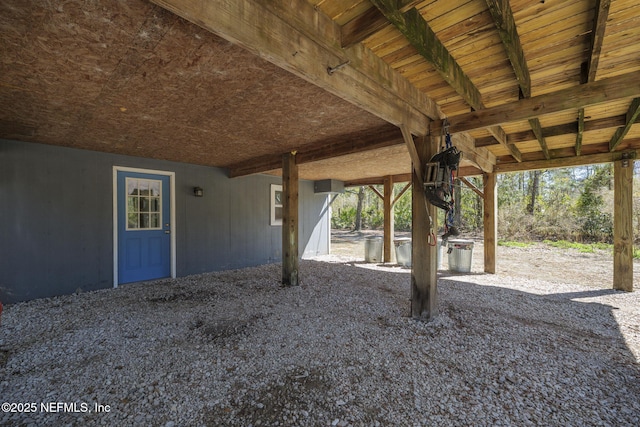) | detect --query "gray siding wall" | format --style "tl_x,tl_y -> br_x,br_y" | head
0,139 -> 329,303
